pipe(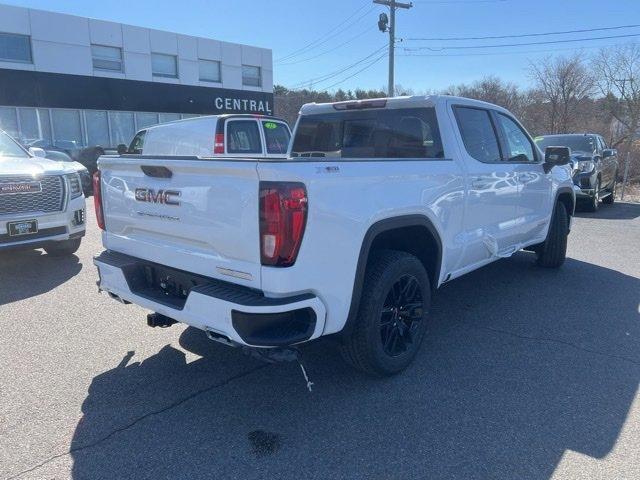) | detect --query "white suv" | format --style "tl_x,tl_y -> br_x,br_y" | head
0,130 -> 85,256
